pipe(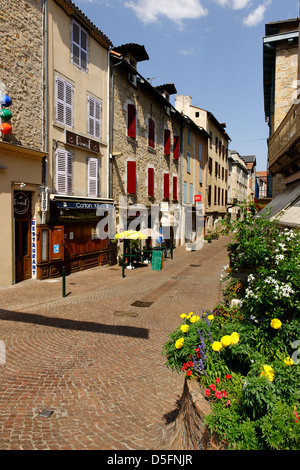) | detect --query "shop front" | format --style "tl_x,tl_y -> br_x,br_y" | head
36,196 -> 114,279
